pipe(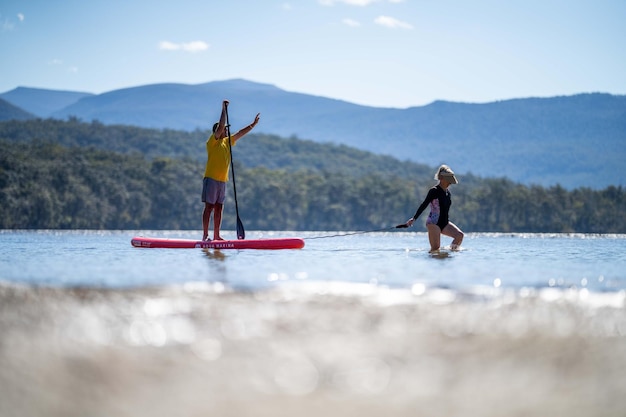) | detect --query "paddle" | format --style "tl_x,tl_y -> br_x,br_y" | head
225,105 -> 245,240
